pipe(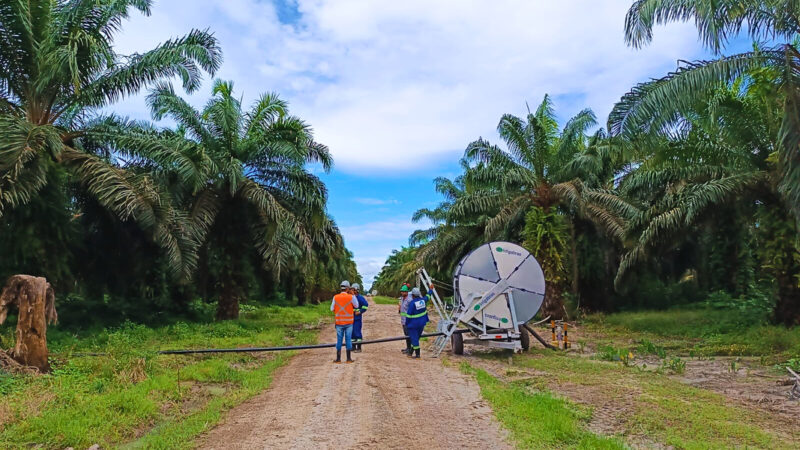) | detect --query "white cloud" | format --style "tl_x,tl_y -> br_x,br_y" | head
354,197 -> 400,205
340,219 -> 423,243
112,0 -> 706,173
